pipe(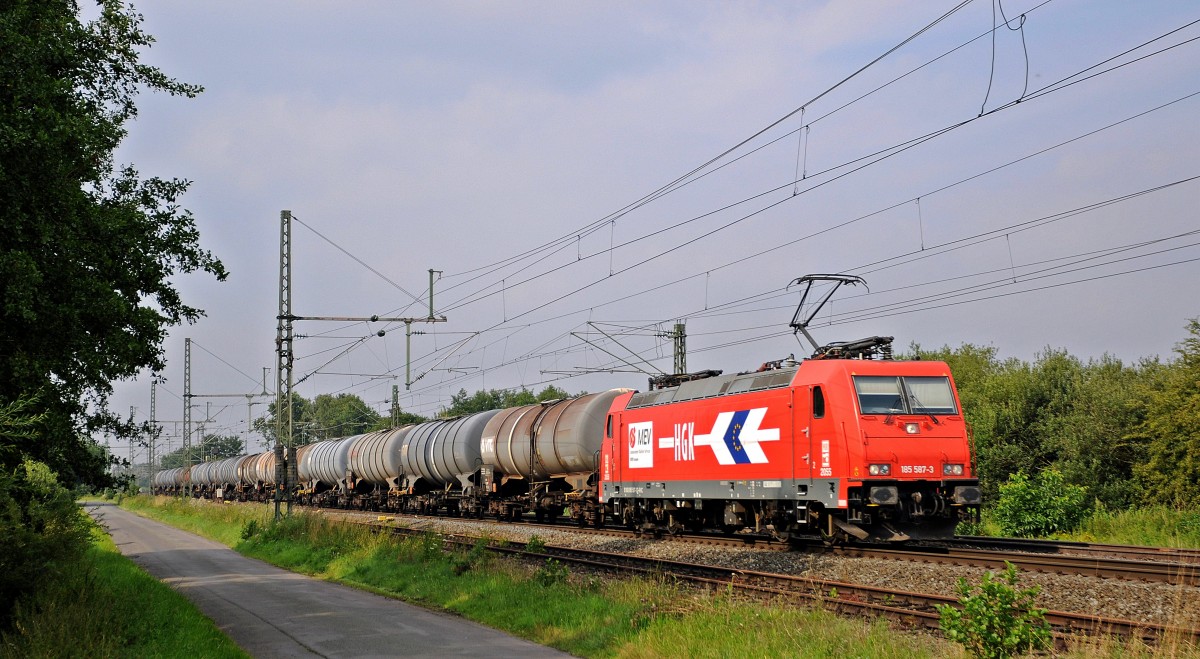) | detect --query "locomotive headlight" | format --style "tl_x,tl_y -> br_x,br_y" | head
868,463 -> 891,476
904,422 -> 920,434
943,463 -> 964,476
